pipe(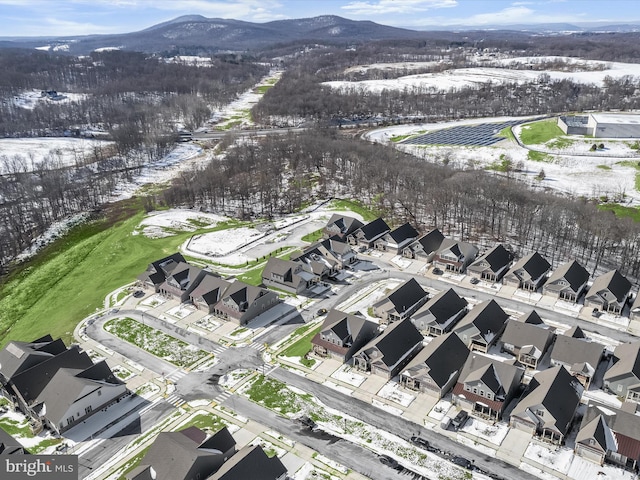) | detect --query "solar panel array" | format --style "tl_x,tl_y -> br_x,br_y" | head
401,120 -> 525,147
